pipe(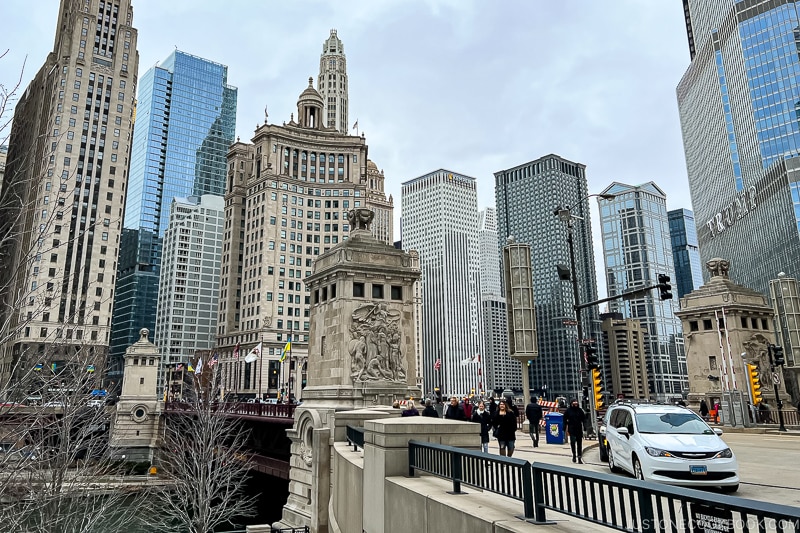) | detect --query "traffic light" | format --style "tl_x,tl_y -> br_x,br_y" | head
585,345 -> 599,370
591,368 -> 604,410
773,345 -> 786,366
747,363 -> 762,405
658,274 -> 673,300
